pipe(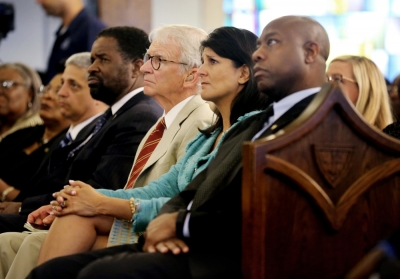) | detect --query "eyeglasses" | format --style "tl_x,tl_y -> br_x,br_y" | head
37,85 -> 61,96
0,80 -> 26,90
143,53 -> 187,70
37,85 -> 46,95
327,74 -> 357,84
